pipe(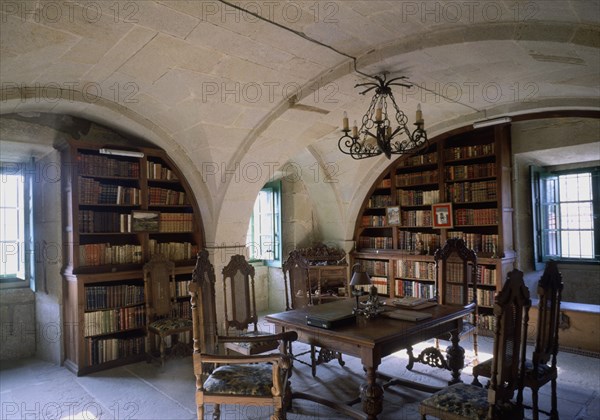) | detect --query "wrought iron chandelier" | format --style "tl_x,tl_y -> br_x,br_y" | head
338,74 -> 428,160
